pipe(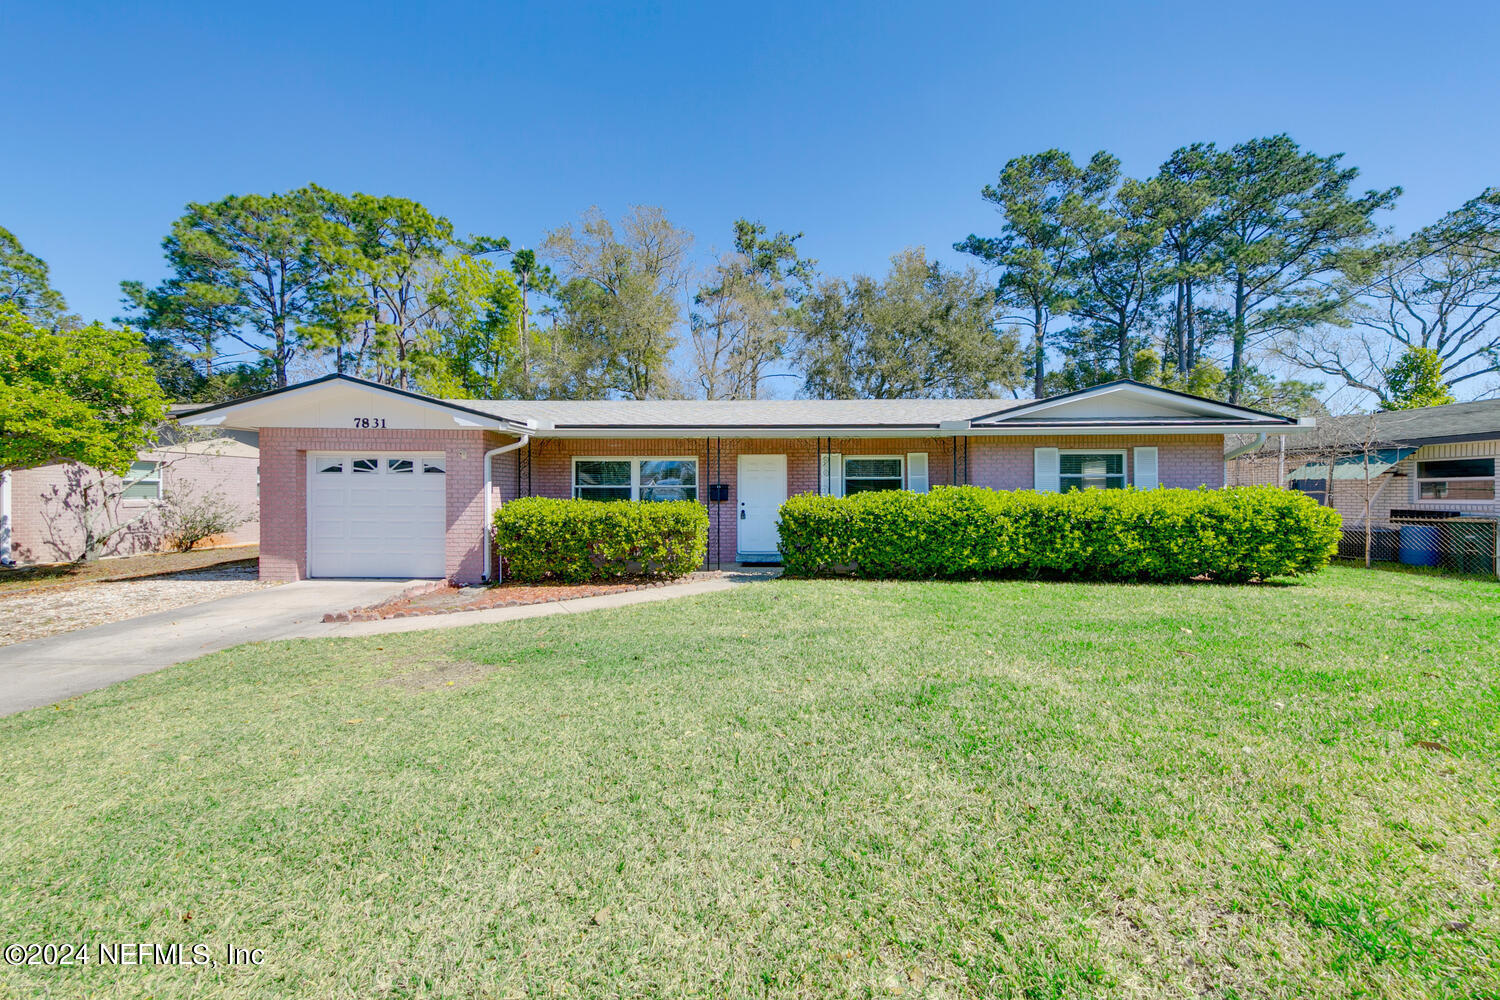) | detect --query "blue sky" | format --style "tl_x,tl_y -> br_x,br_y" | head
4,0 -> 1498,361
